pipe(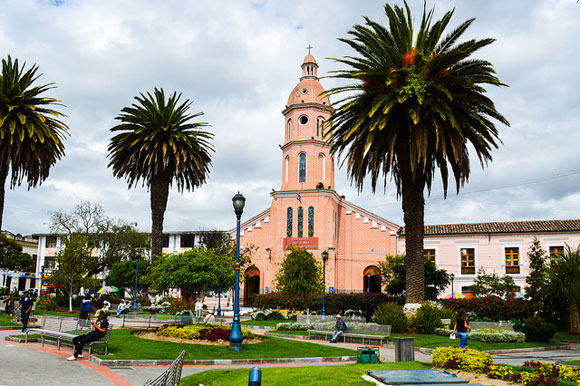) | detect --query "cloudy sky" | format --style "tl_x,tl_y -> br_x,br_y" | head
1,0 -> 579,235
